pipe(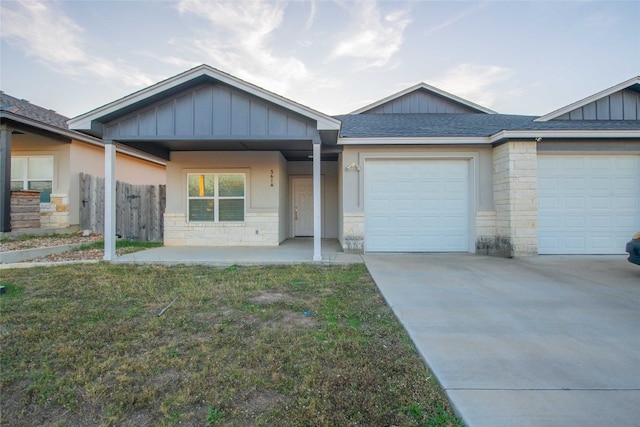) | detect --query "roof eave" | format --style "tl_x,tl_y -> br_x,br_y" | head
338,136 -> 490,145
1,111 -> 166,166
535,76 -> 640,122
489,129 -> 640,144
